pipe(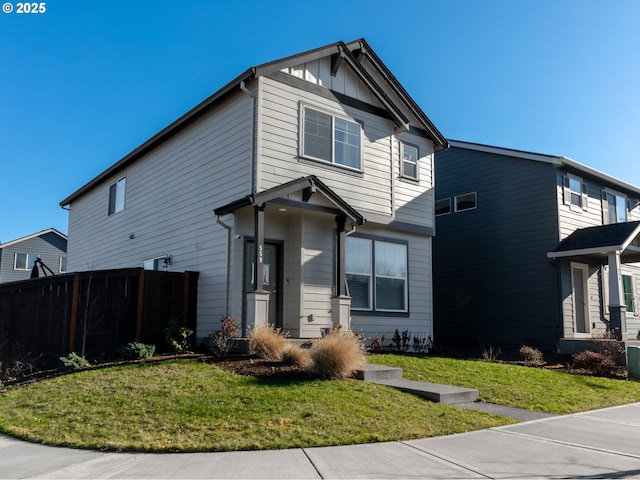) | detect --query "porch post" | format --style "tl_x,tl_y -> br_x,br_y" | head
607,251 -> 625,340
247,204 -> 269,330
332,215 -> 351,331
